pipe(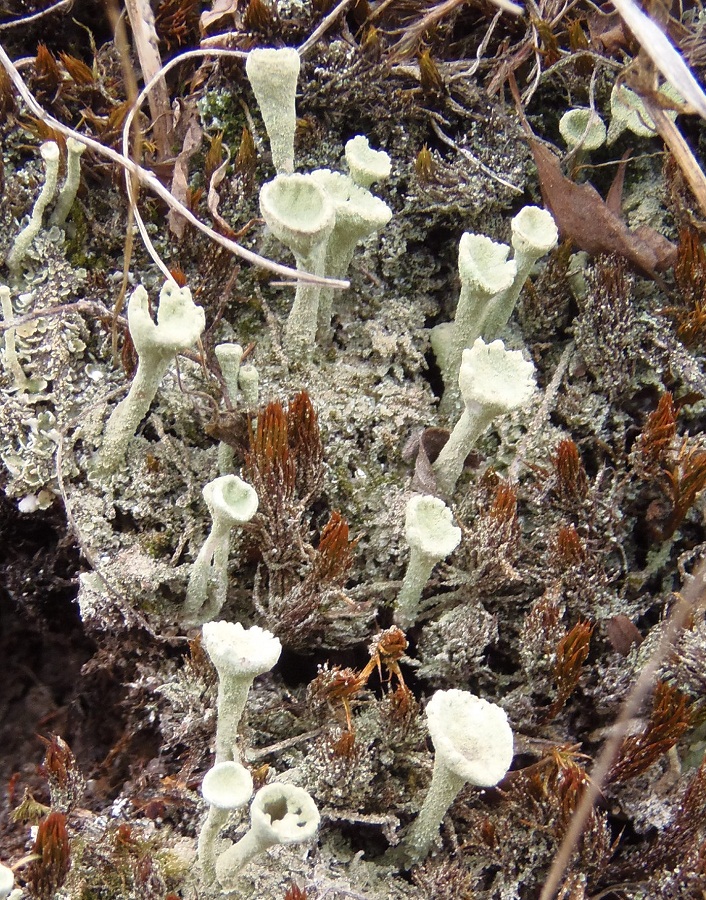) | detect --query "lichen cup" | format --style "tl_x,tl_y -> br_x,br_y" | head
403,689 -> 514,863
